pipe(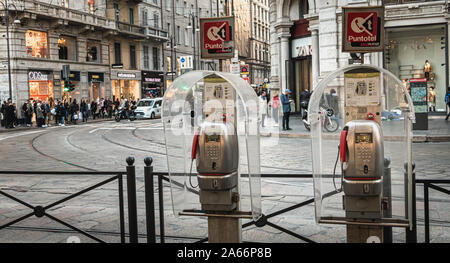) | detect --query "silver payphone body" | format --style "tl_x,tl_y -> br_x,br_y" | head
194,122 -> 239,211
341,120 -> 384,219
